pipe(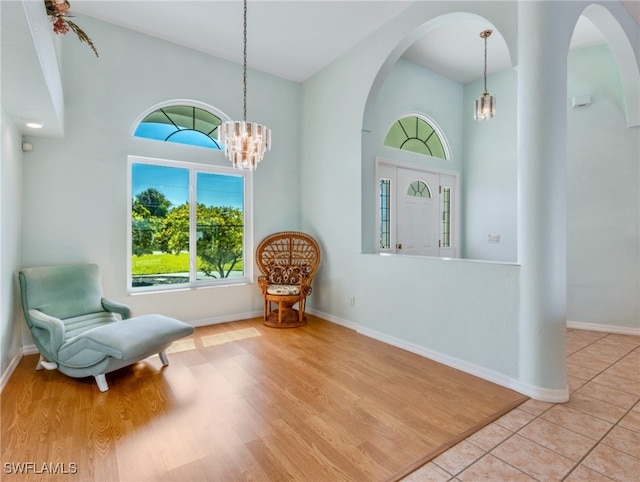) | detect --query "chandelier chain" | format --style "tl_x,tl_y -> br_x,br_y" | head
220,0 -> 271,169
243,0 -> 248,122
483,33 -> 488,95
474,29 -> 495,121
